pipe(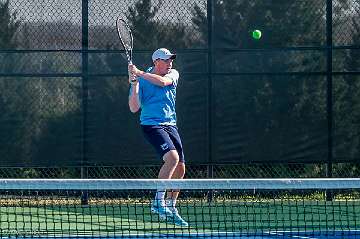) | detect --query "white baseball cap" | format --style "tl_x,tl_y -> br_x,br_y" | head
152,48 -> 176,62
